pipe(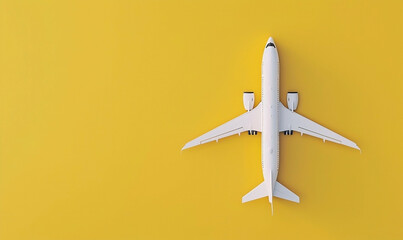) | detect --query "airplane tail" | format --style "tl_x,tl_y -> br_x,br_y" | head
242,178 -> 300,212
